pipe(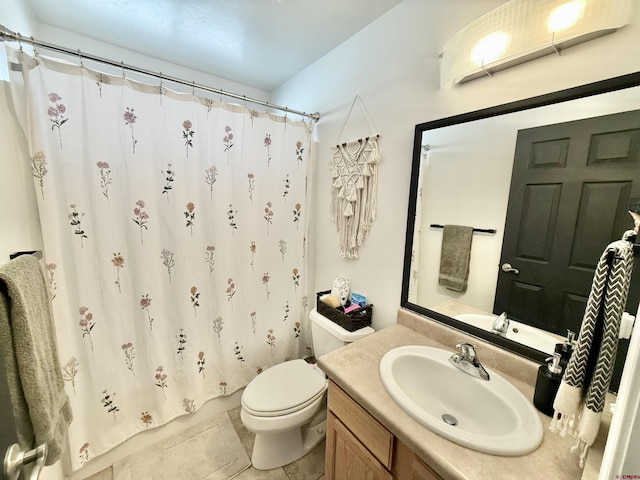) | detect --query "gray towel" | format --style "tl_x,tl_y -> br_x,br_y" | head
0,255 -> 72,465
438,225 -> 474,292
